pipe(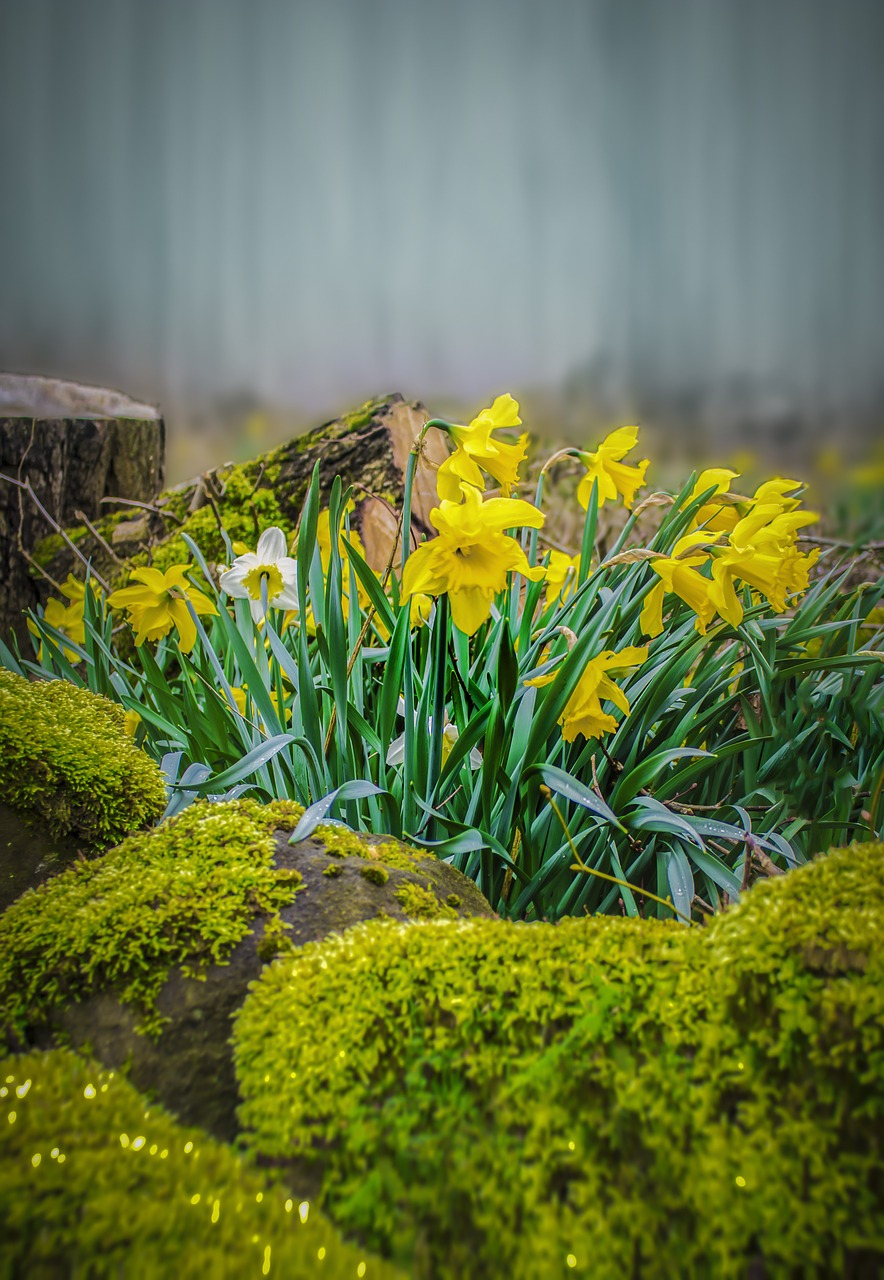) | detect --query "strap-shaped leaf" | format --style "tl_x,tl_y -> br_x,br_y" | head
525,762 -> 623,830
289,780 -> 395,843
